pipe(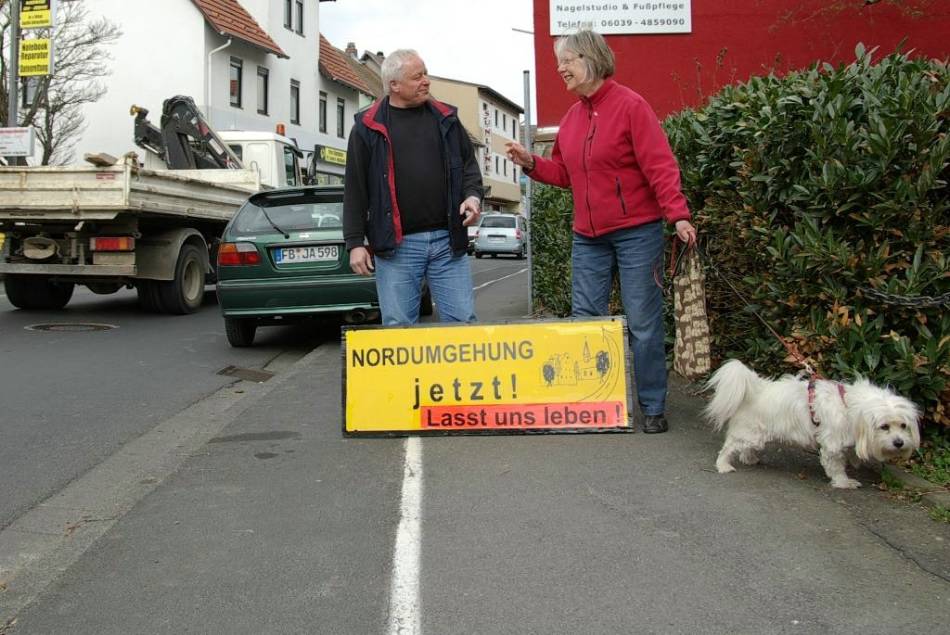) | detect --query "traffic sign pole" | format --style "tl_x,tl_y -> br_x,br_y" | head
7,0 -> 20,128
